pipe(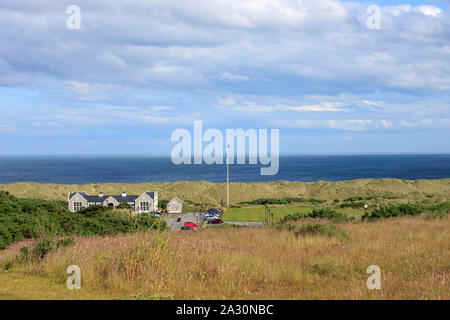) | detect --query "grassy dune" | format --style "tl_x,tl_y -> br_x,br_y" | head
1,178 -> 449,206
0,215 -> 448,299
